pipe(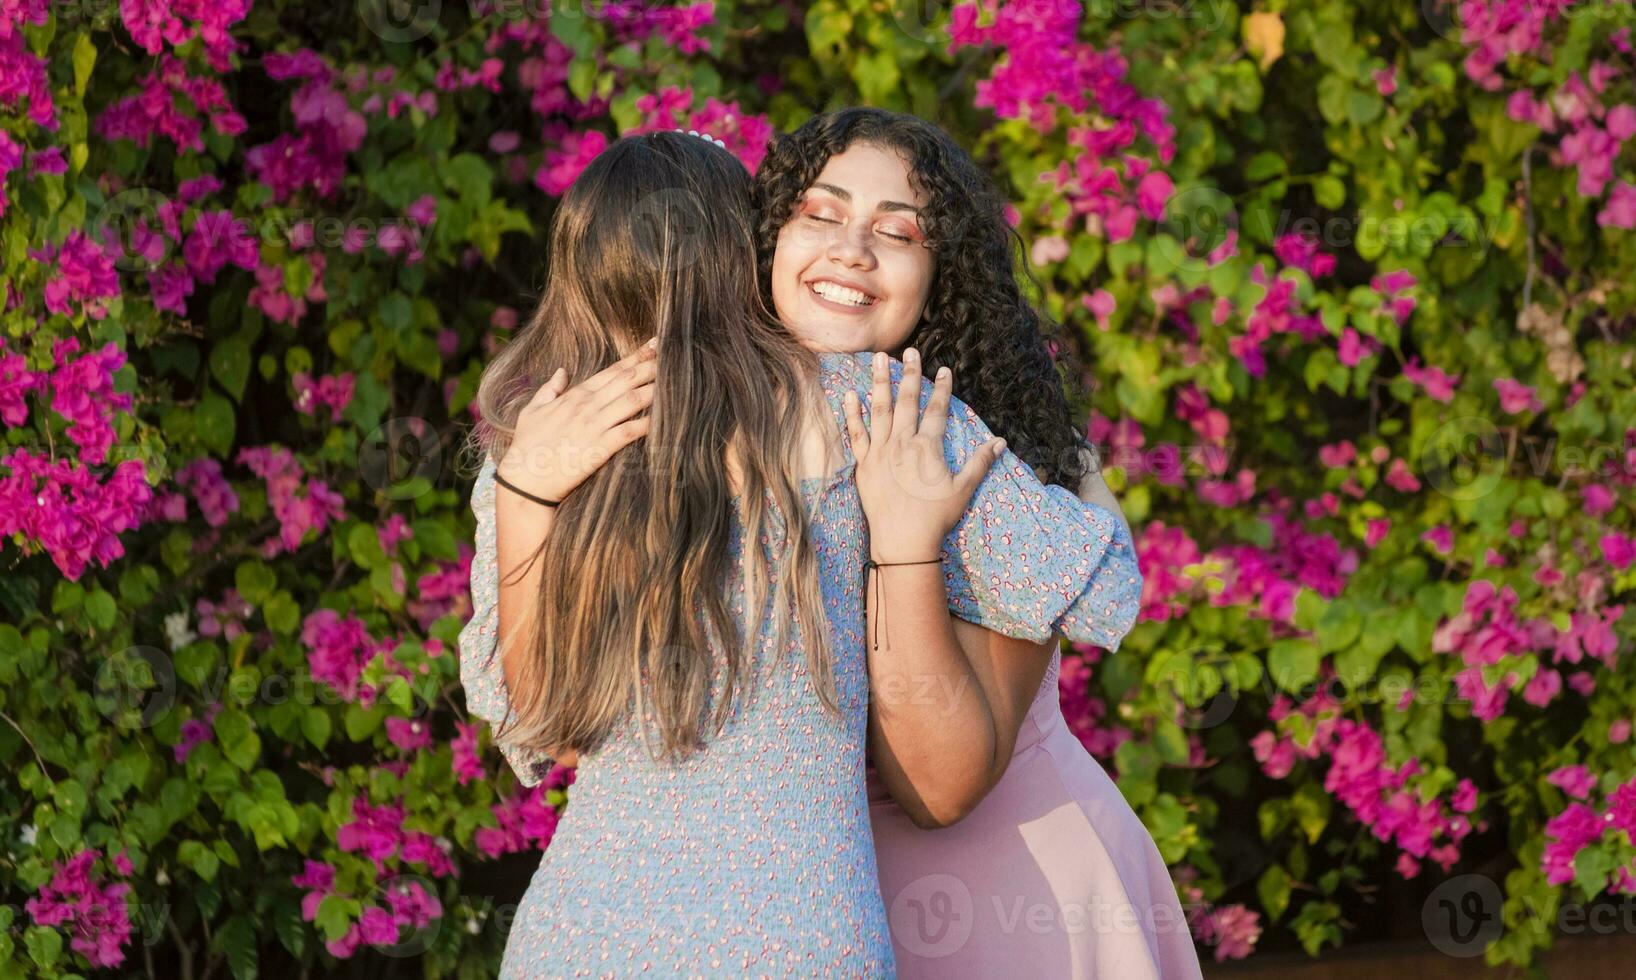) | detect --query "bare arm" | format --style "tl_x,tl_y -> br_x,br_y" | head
479,340 -> 658,771
494,487 -> 578,767
865,443 -> 1132,828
